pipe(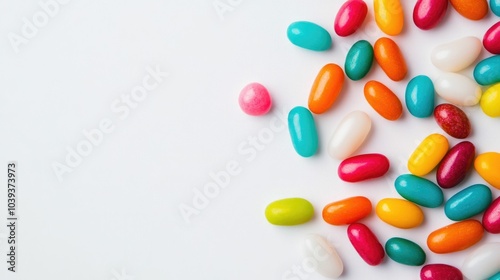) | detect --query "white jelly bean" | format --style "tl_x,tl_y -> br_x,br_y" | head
462,242 -> 500,280
431,36 -> 482,72
435,73 -> 482,106
328,110 -> 371,160
302,234 -> 343,279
